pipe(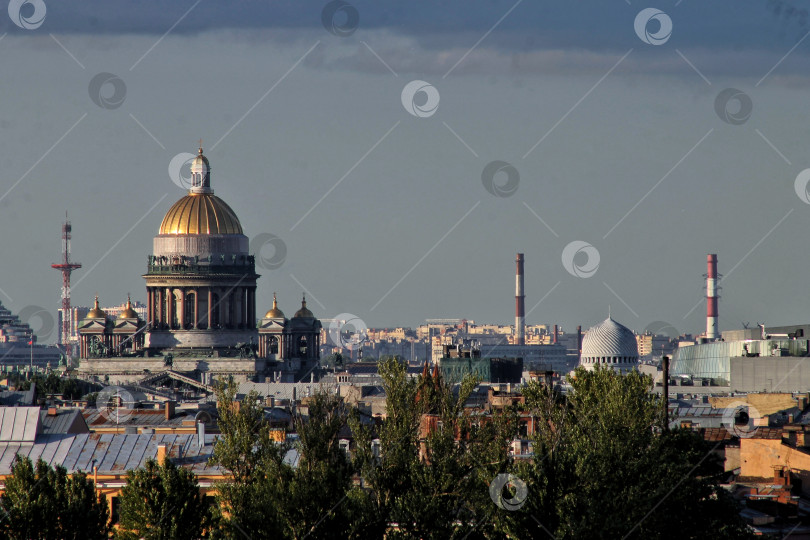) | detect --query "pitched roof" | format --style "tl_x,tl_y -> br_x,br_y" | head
0,433 -> 223,475
0,407 -> 39,443
39,409 -> 89,435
